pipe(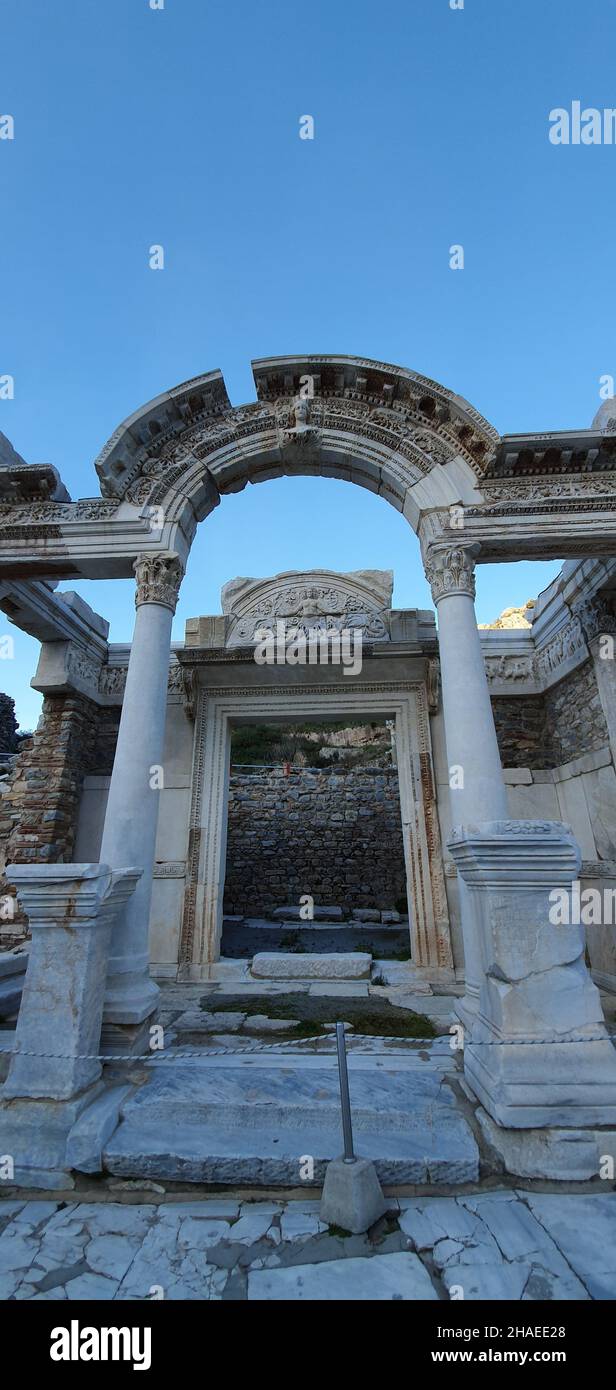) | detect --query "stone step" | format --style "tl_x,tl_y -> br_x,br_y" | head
101,1058 -> 479,1186
251,952 -> 371,980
